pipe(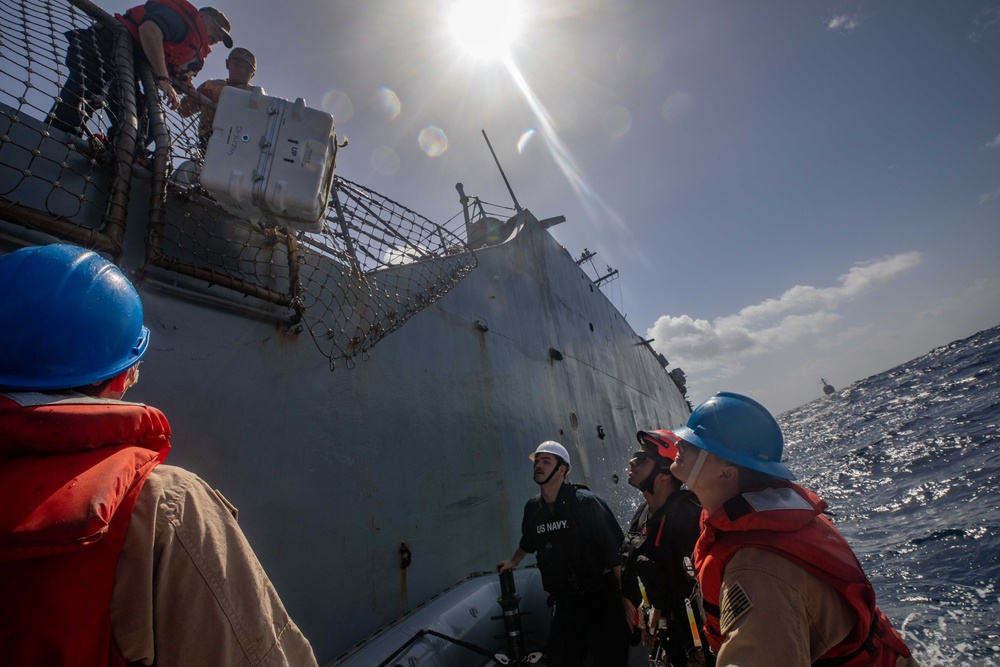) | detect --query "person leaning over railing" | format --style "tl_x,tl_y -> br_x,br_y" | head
50,0 -> 233,138
0,244 -> 319,667
178,46 -> 264,153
